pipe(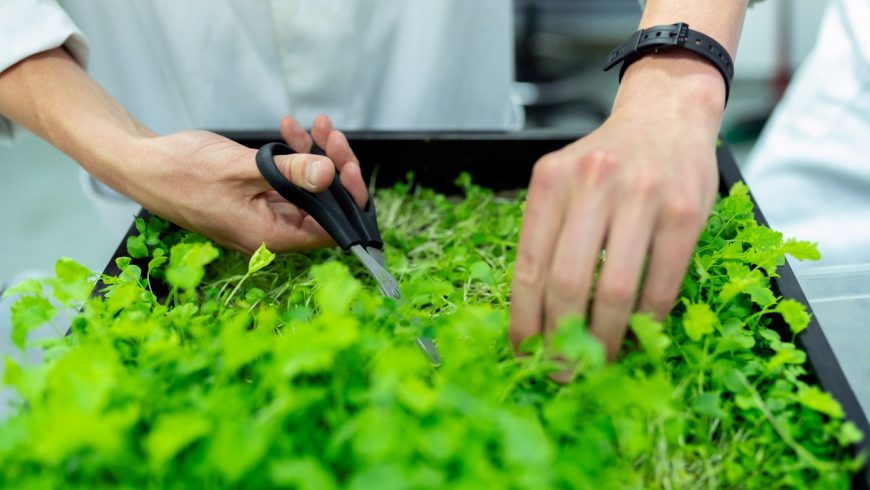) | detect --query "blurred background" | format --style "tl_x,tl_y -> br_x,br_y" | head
0,0 -> 829,286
